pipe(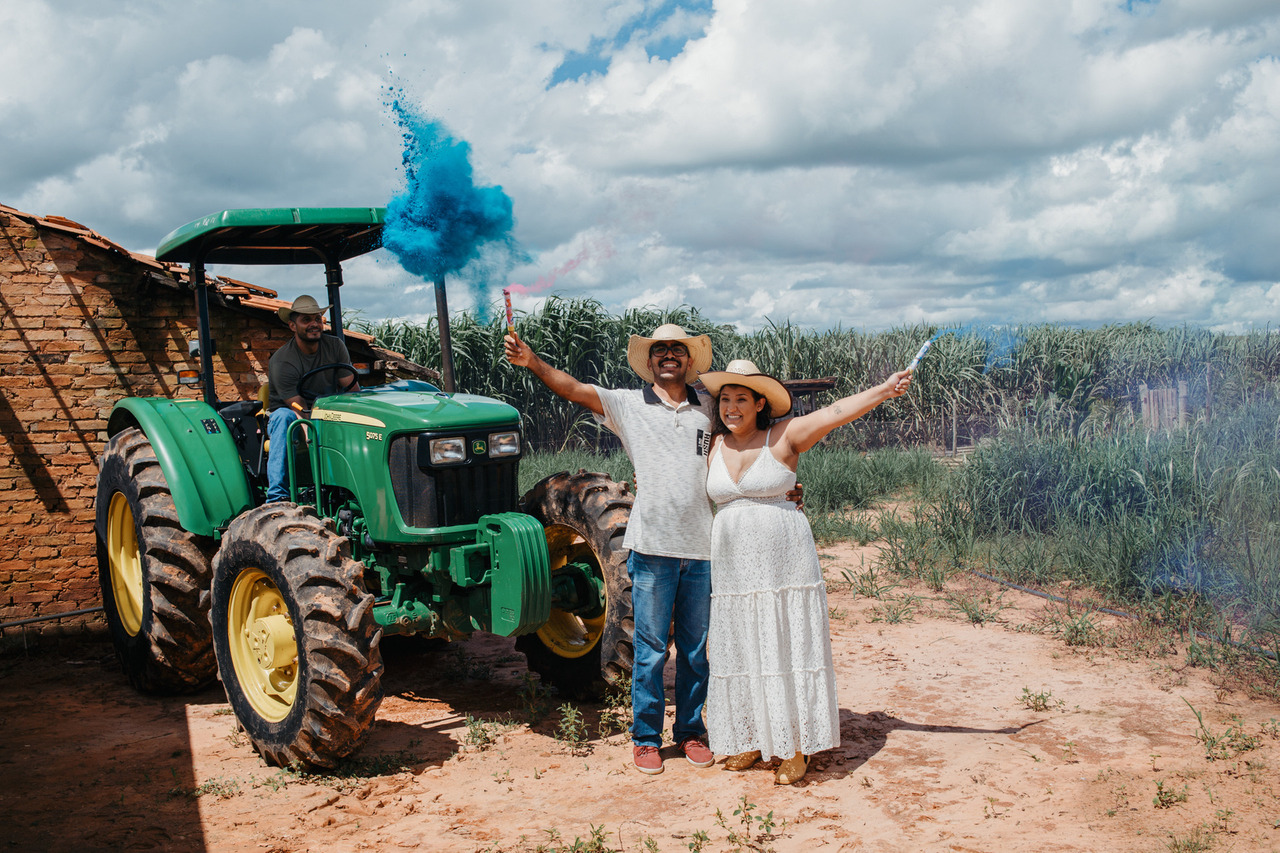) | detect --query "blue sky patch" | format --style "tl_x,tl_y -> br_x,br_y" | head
548,0 -> 713,87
